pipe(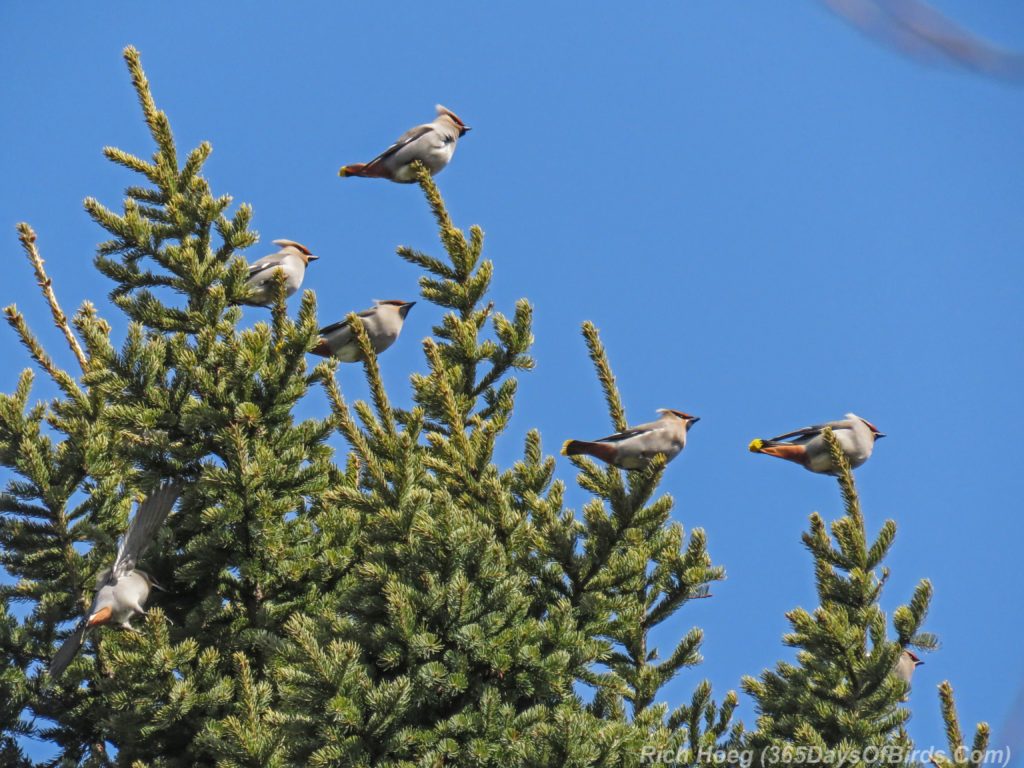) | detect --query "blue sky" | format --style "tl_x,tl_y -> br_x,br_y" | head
2,1 -> 1022,760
